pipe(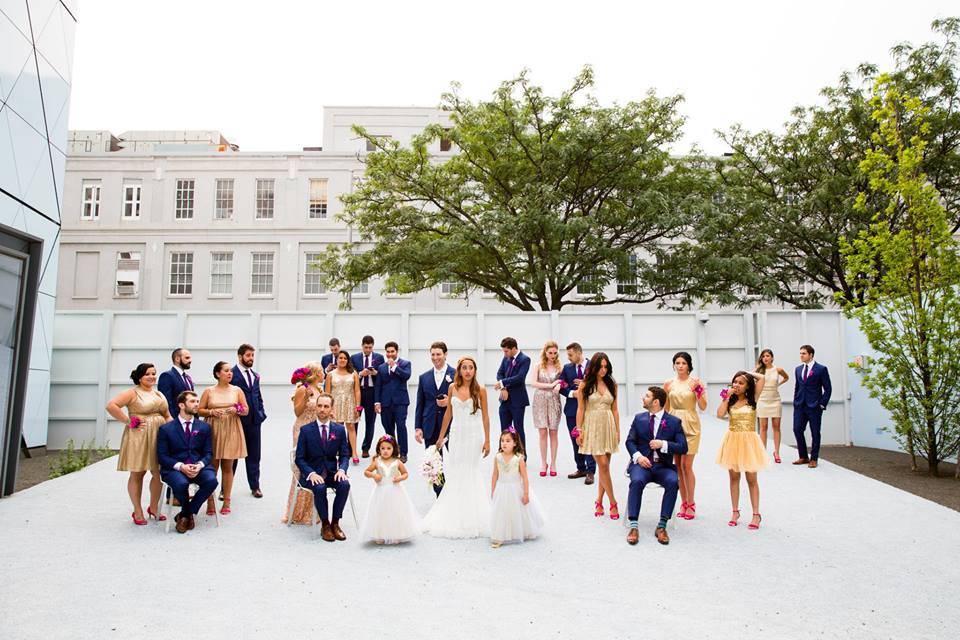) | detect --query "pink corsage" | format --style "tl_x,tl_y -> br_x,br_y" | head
355,405 -> 363,416
720,388 -> 730,400
234,402 -> 246,415
128,416 -> 142,429
558,380 -> 569,390
571,427 -> 581,439
191,430 -> 199,437
693,383 -> 705,398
